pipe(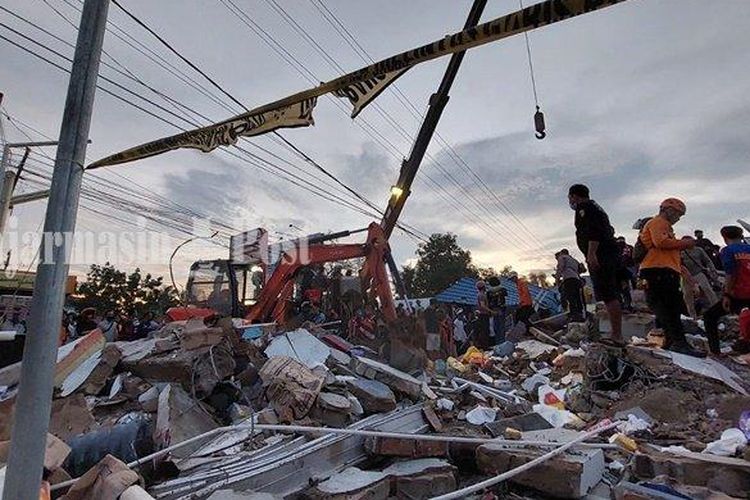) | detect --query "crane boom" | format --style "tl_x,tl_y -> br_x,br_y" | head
380,0 -> 488,239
